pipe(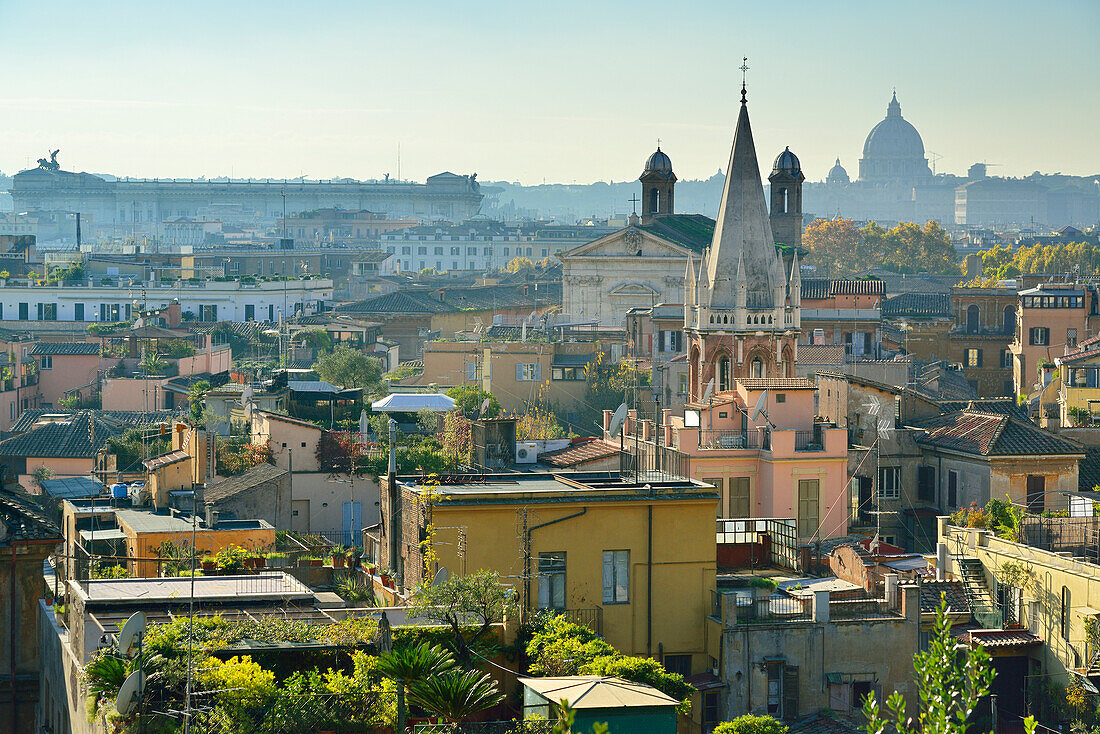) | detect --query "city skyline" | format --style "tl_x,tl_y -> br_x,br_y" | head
1,0 -> 1097,186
